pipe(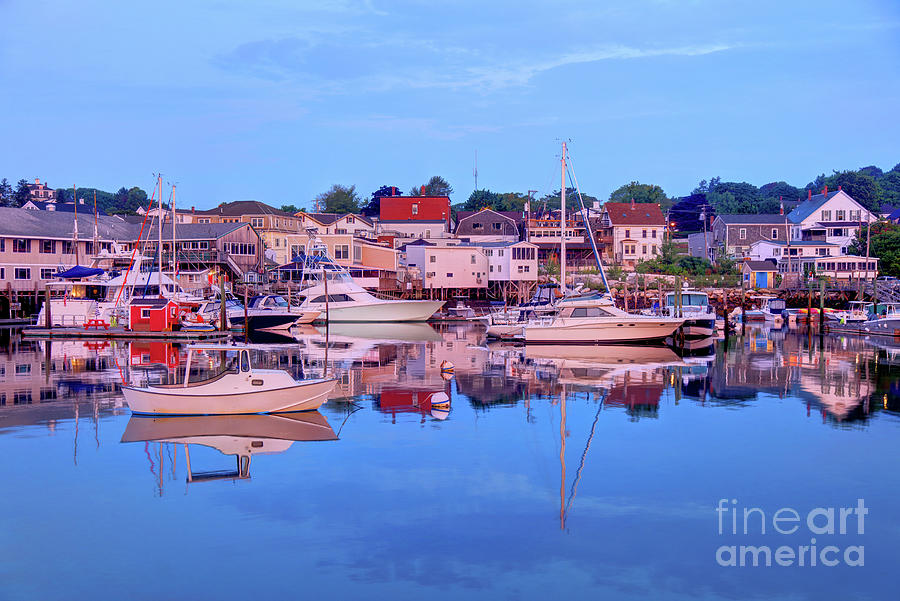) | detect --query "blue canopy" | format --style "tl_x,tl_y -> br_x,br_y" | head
55,265 -> 104,279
